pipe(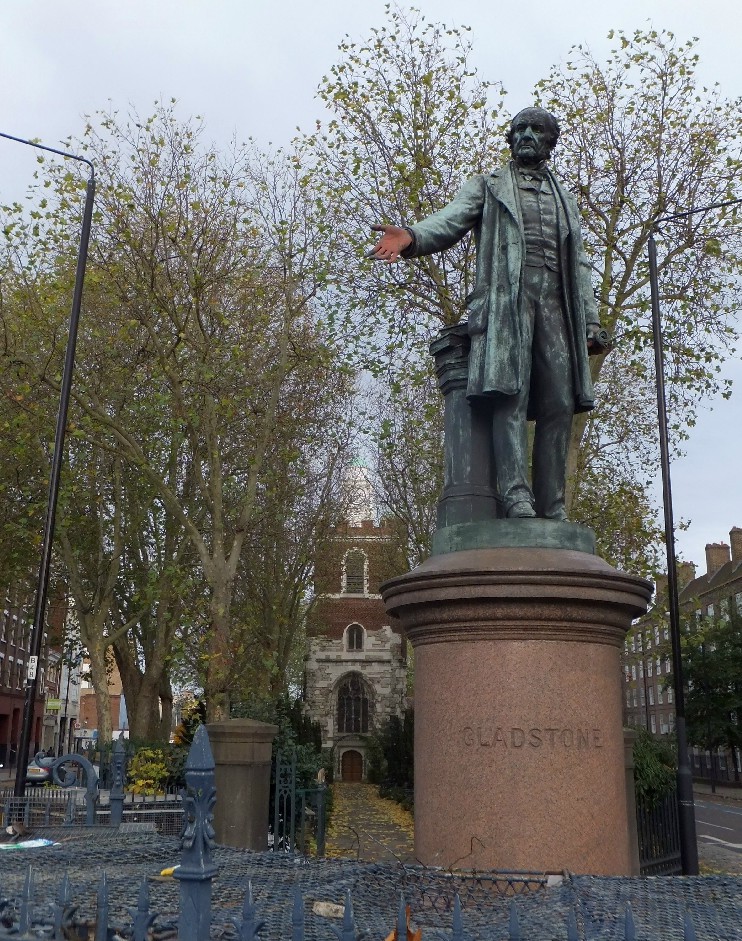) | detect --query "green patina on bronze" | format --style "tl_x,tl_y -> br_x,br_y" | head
372,107 -> 606,547
431,519 -> 596,556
